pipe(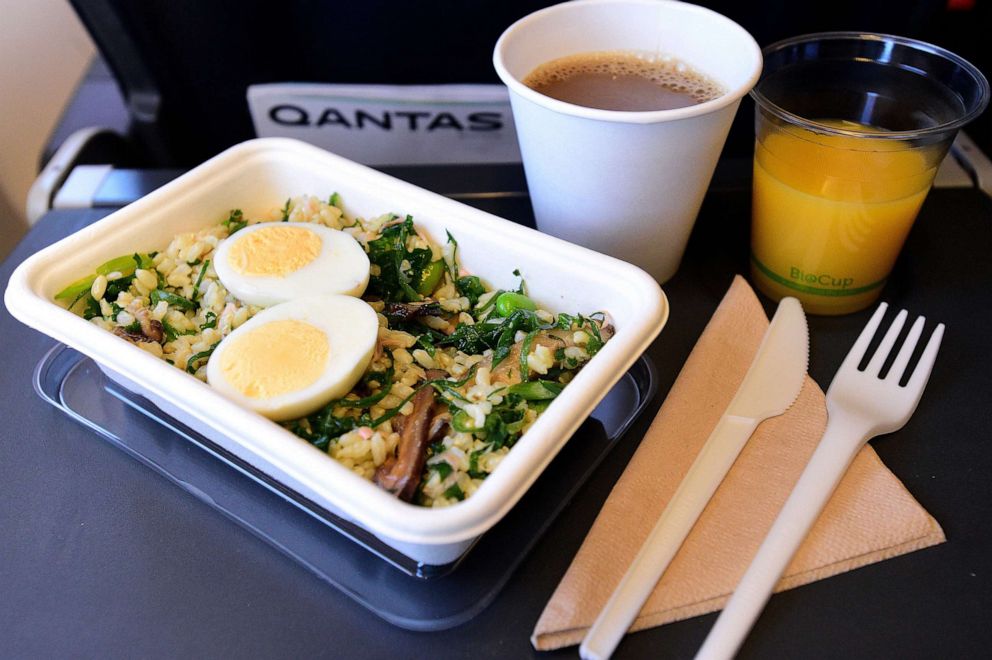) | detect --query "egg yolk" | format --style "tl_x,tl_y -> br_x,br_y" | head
218,319 -> 329,399
227,225 -> 322,277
